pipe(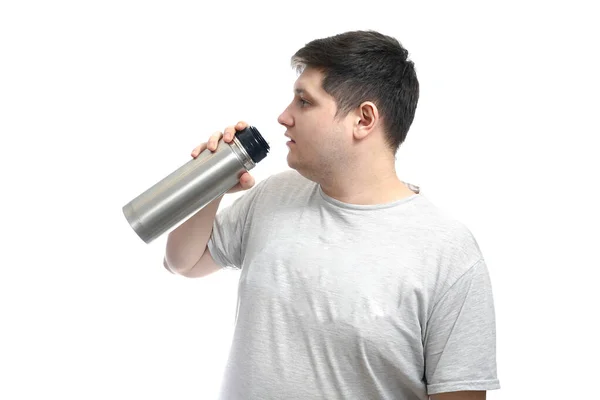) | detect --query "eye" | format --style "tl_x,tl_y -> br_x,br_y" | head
298,97 -> 310,108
